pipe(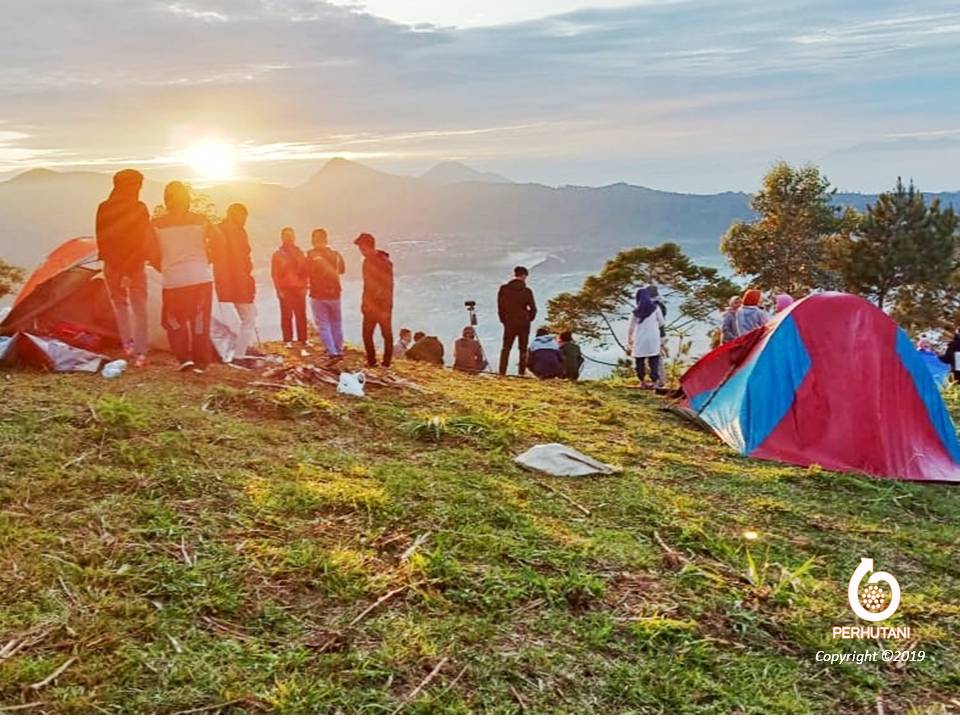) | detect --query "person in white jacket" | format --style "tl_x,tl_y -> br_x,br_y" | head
627,287 -> 665,388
